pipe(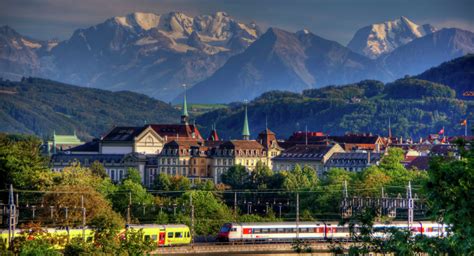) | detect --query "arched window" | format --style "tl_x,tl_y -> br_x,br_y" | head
145,136 -> 154,146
